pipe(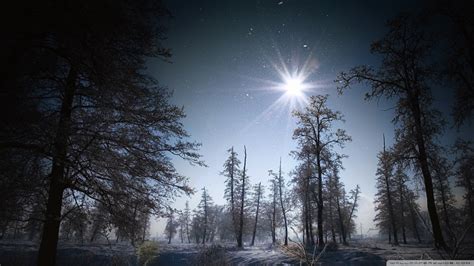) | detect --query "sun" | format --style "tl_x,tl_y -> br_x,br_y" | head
284,76 -> 303,95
